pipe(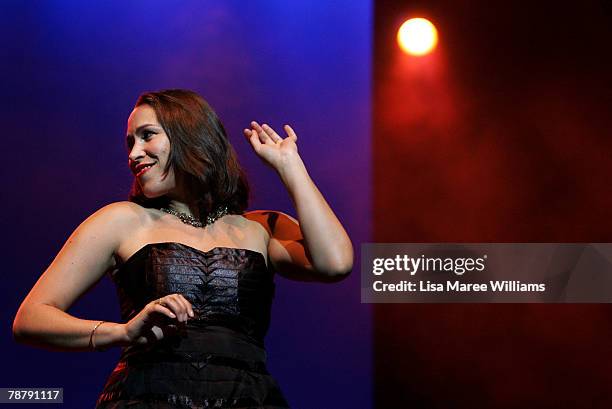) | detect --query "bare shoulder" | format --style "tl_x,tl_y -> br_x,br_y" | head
245,210 -> 313,280
243,210 -> 298,238
92,201 -> 155,231
80,201 -> 154,252
94,200 -> 147,222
